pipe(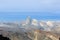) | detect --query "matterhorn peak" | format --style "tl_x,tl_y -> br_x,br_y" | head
26,16 -> 39,26
25,16 -> 31,25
